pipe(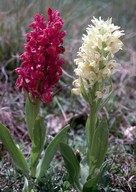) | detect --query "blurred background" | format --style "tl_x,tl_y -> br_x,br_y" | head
0,0 -> 136,191
0,0 -> 136,77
